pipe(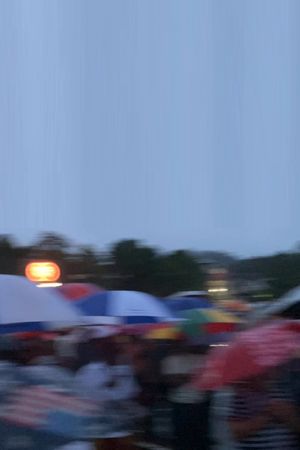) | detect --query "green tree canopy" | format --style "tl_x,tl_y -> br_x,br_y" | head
0,235 -> 17,274
110,240 -> 205,296
111,240 -> 158,292
155,250 -> 205,297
